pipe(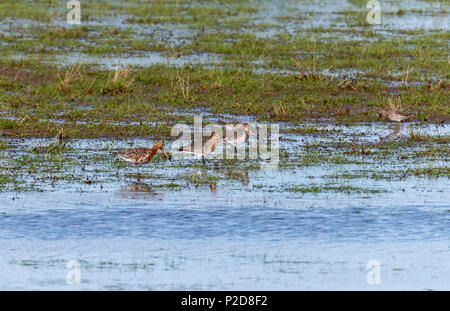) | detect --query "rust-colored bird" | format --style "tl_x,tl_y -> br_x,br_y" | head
115,141 -> 171,164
